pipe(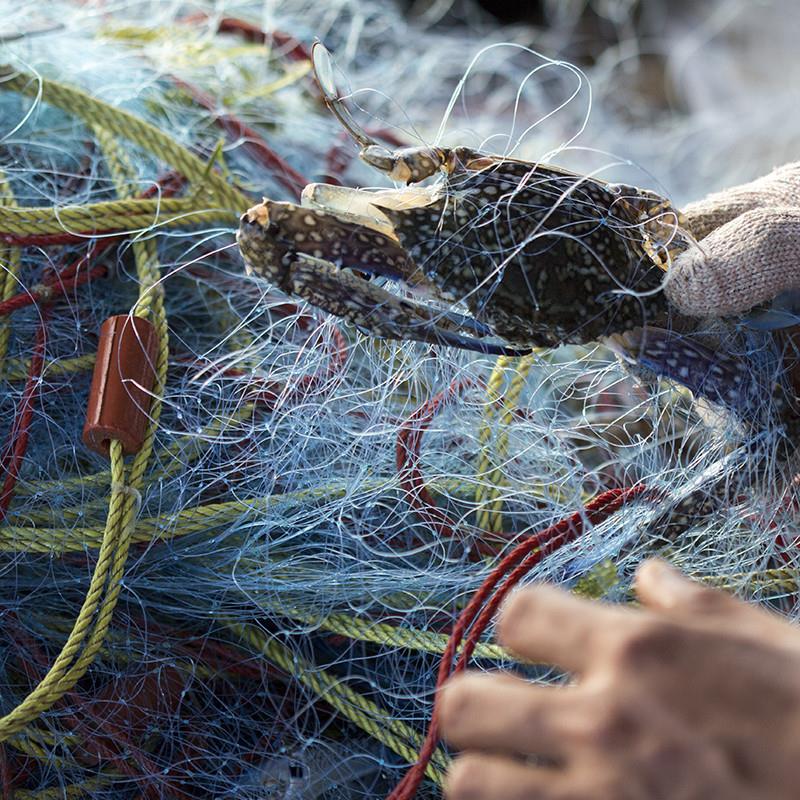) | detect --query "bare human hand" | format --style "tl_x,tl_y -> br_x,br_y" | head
439,559 -> 800,799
